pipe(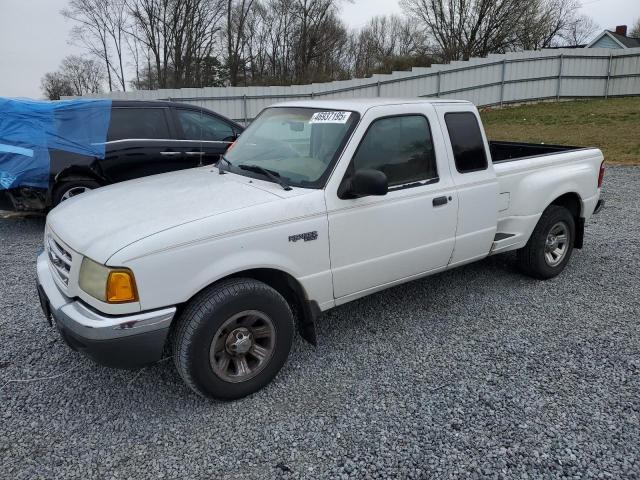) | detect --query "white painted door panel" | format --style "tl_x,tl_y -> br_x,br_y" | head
328,188 -> 458,297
